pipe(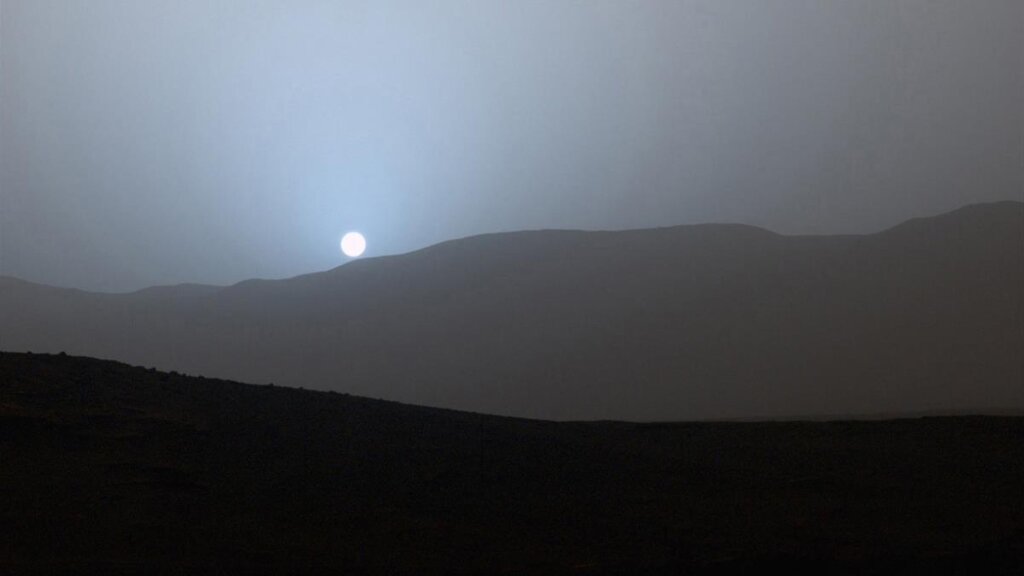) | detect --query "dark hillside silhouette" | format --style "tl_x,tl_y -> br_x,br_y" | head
2,352 -> 1023,574
2,202 -> 1022,420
